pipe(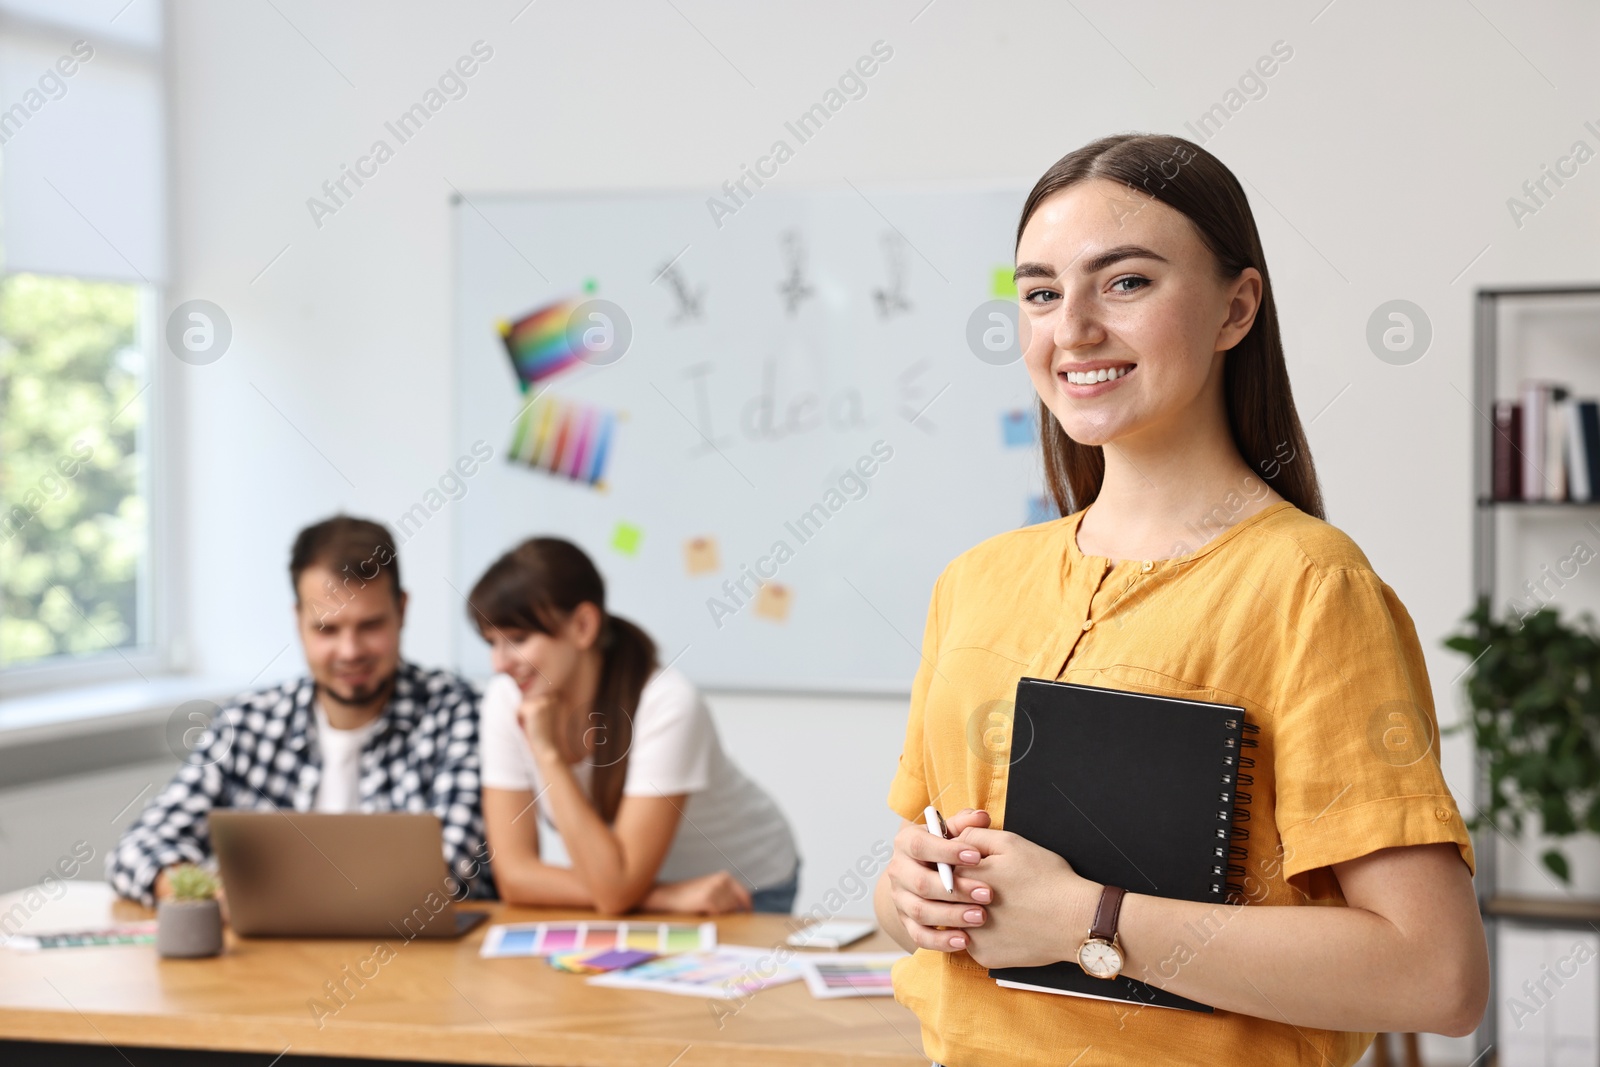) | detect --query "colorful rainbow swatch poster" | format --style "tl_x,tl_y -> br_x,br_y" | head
499,298 -> 591,389
507,392 -> 617,489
